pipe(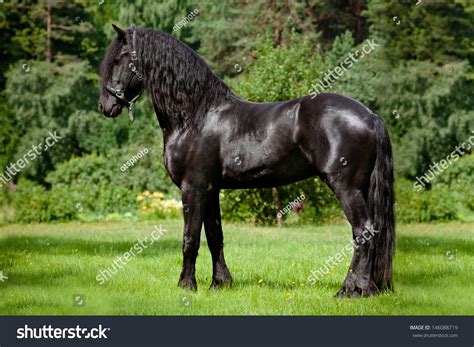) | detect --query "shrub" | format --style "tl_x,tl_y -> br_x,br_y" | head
435,153 -> 474,214
220,177 -> 342,225
395,178 -> 458,223
11,178 -> 142,223
228,32 -> 327,102
45,143 -> 177,196
220,188 -> 276,225
11,179 -> 77,223
136,190 -> 182,219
